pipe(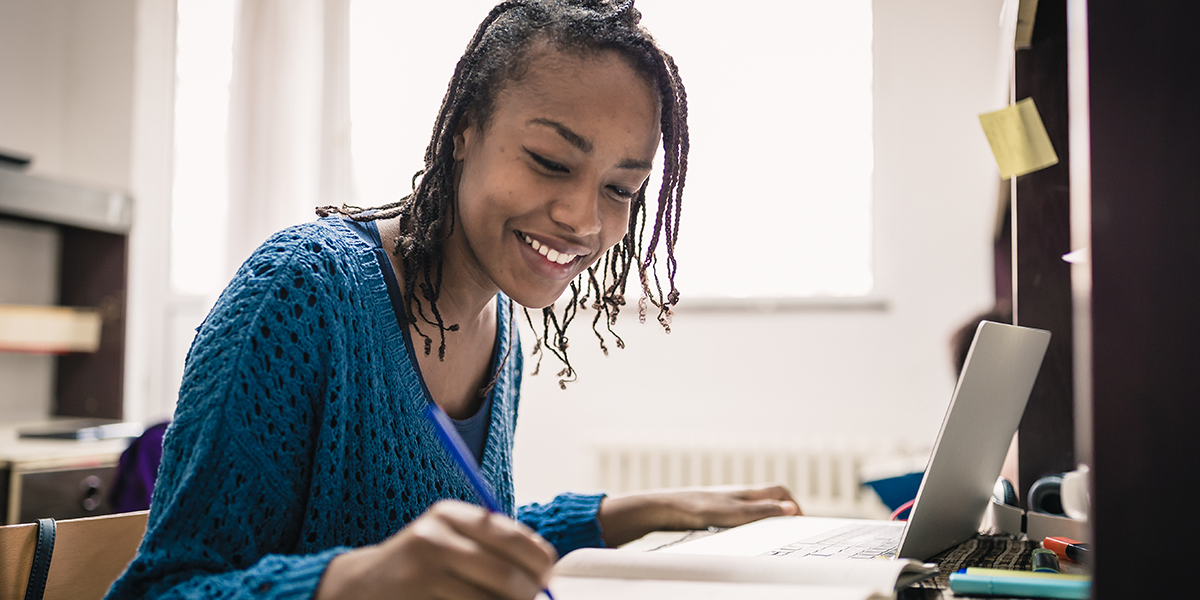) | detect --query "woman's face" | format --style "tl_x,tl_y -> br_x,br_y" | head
449,47 -> 661,309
